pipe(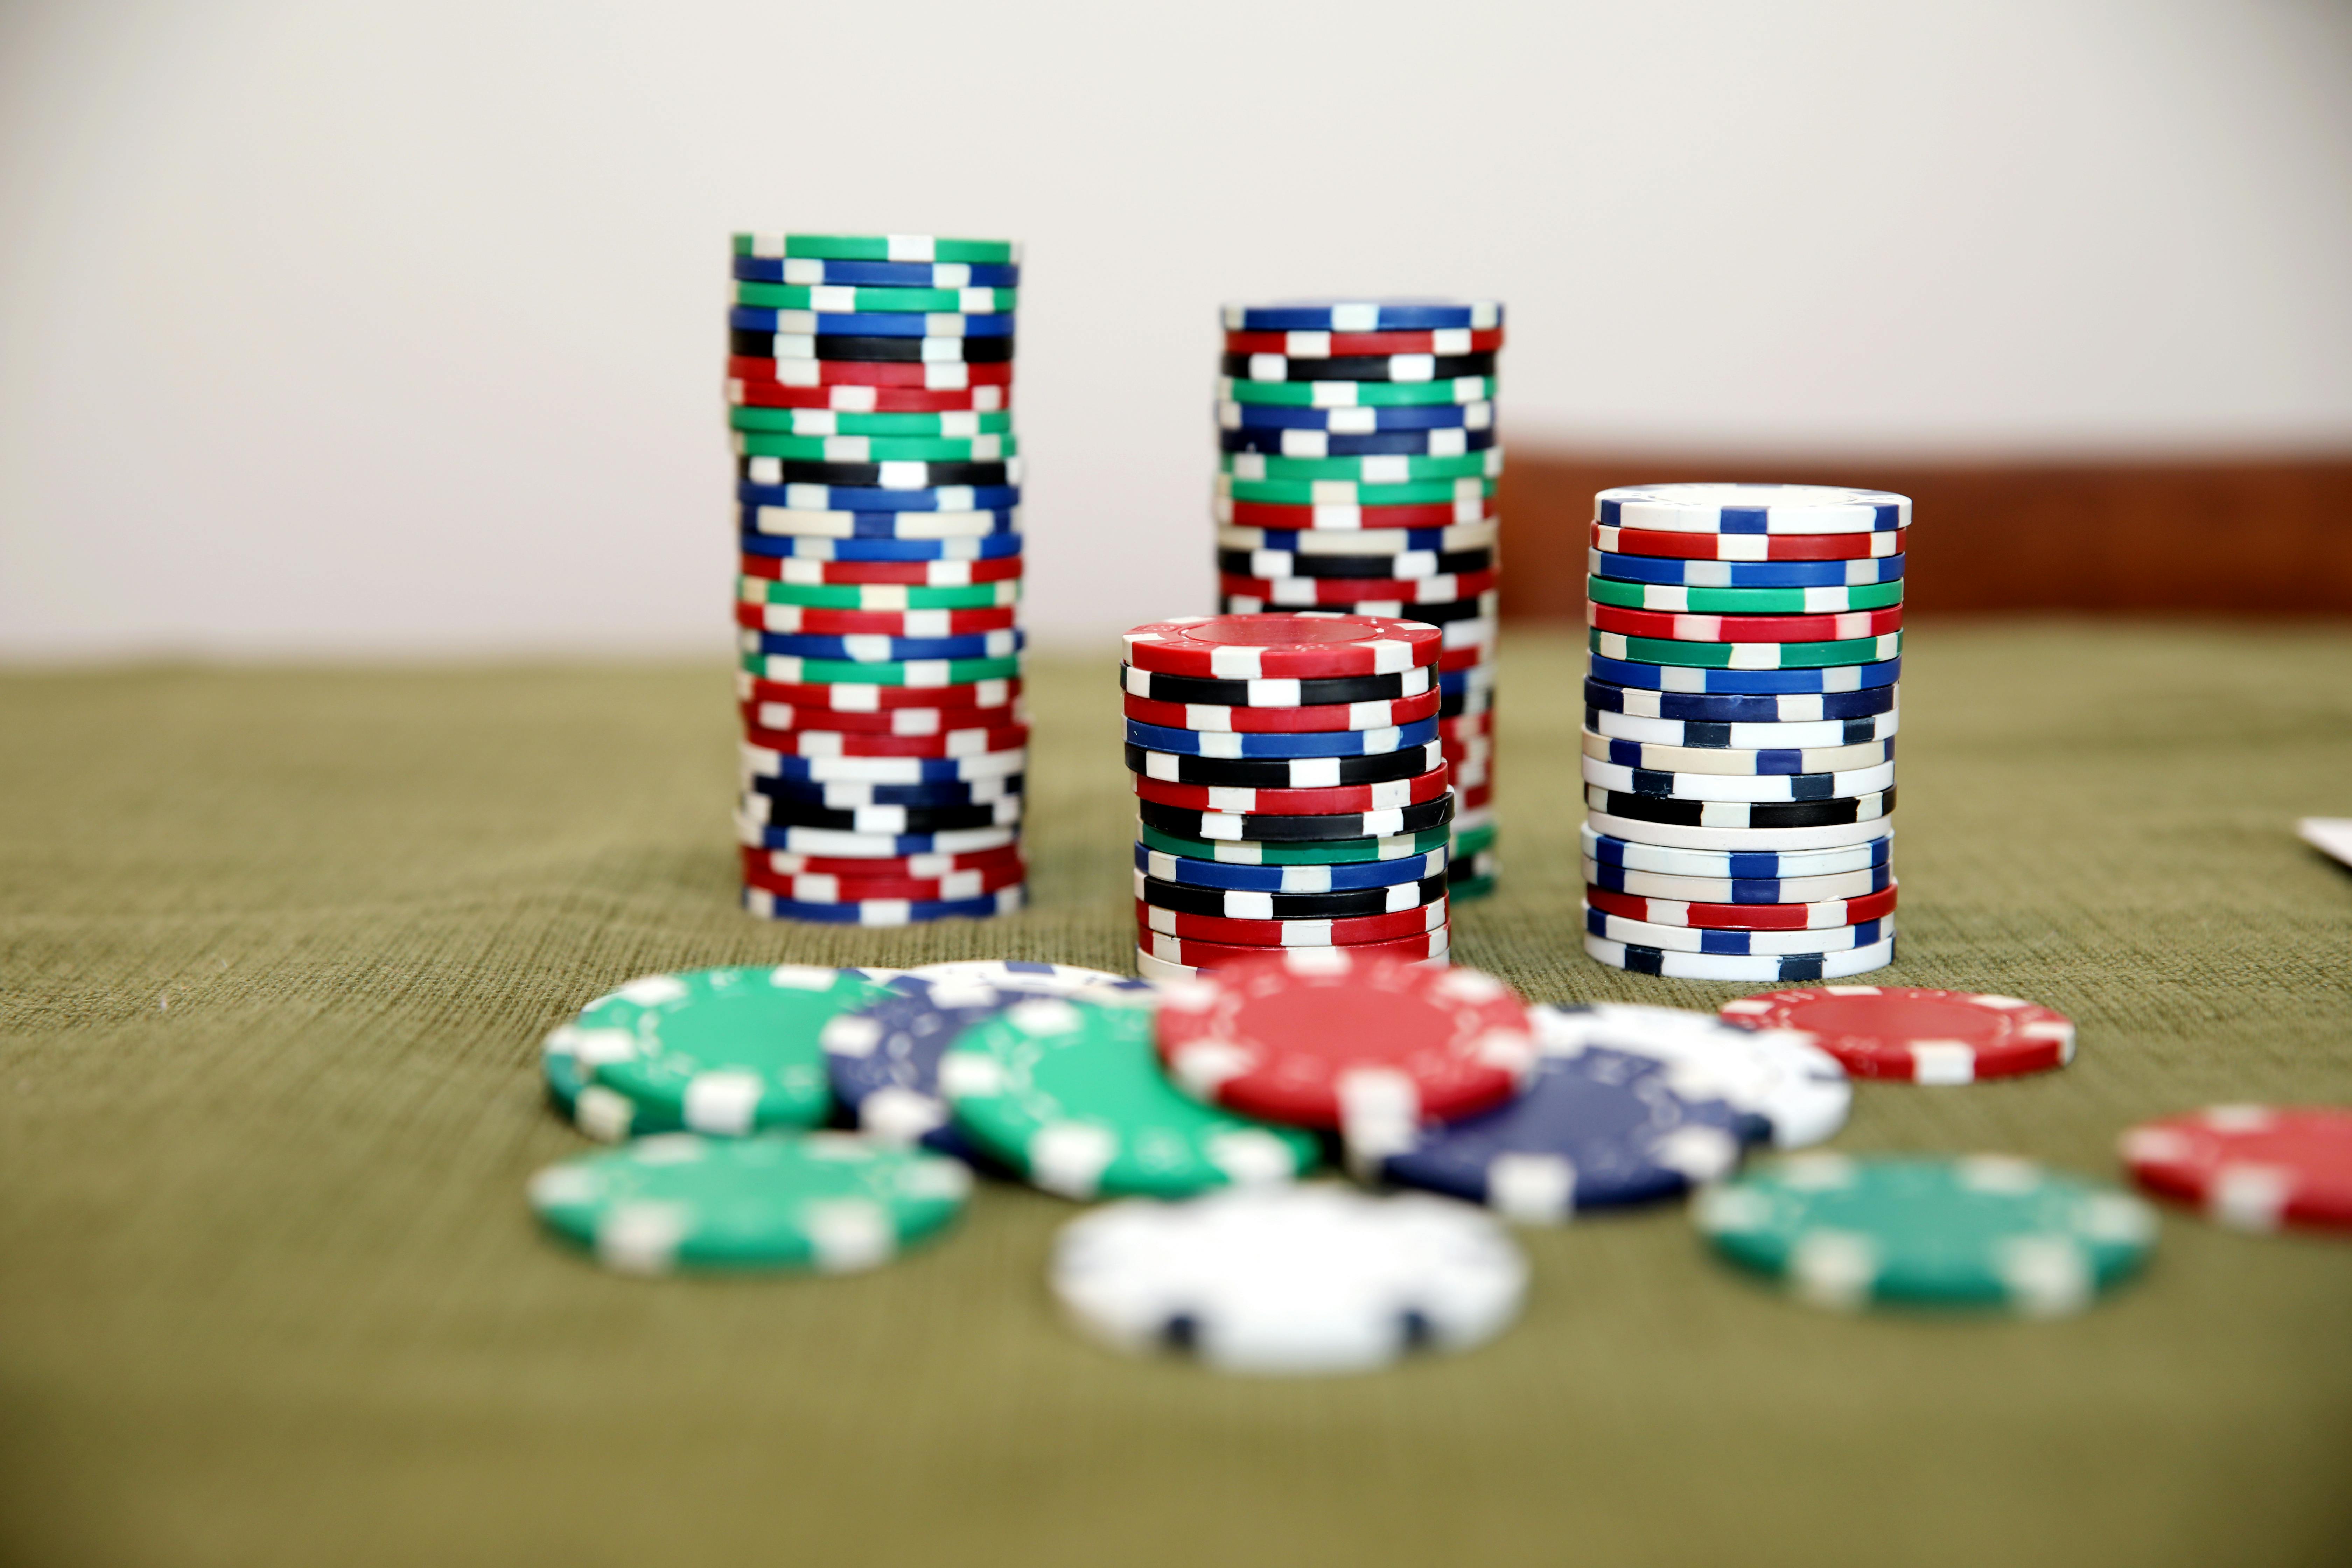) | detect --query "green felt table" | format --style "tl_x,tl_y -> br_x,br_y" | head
2,624 -> 2349,1568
